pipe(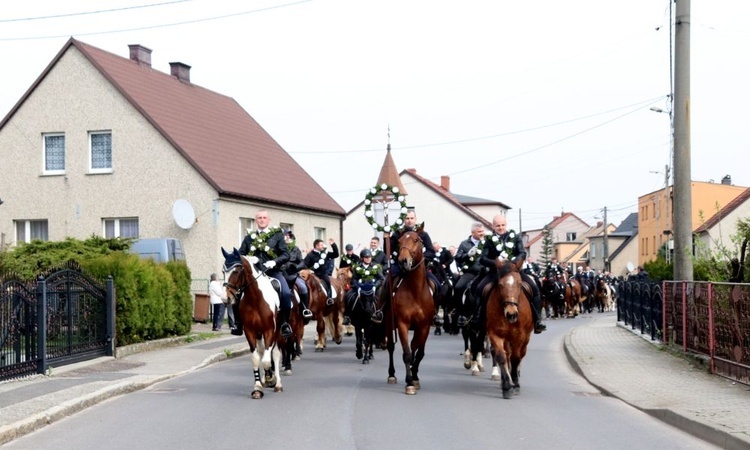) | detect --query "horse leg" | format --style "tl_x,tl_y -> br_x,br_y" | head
462,328 -> 472,369
489,335 -> 513,399
315,317 -> 326,352
355,325 -> 364,360
281,340 -> 293,375
250,349 -> 265,399
271,345 -> 283,393
397,323 -> 418,394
